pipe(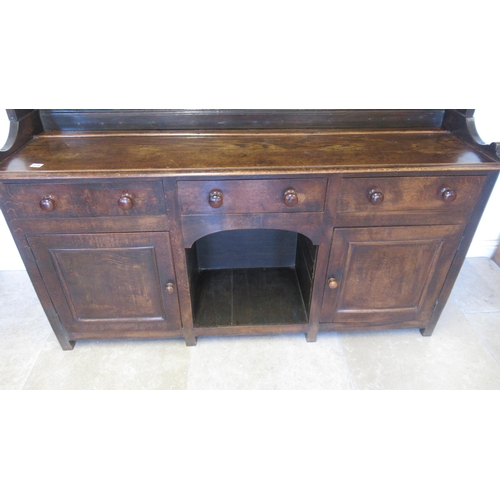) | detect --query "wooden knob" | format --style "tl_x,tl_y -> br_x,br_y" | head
328,277 -> 339,289
165,282 -> 175,294
368,188 -> 384,205
118,194 -> 134,210
39,196 -> 56,212
209,189 -> 223,208
441,187 -> 457,203
283,188 -> 299,207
